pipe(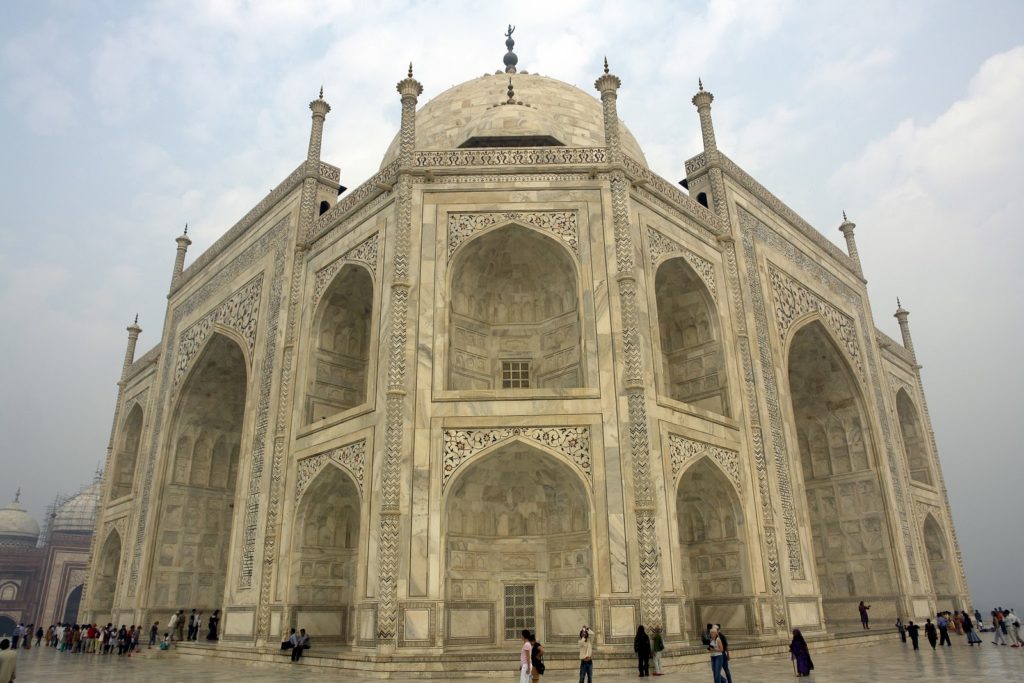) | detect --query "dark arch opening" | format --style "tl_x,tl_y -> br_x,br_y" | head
112,403 -> 144,498
63,584 -> 83,624
696,192 -> 709,208
319,200 -> 331,215
896,389 -> 933,486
